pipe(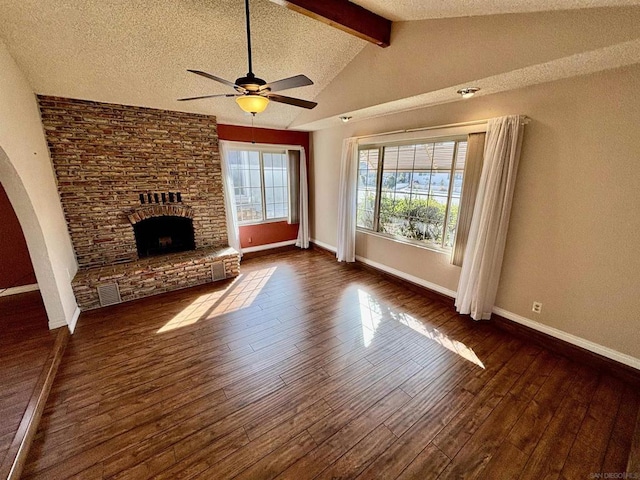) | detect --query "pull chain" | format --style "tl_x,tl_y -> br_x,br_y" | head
251,113 -> 256,144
